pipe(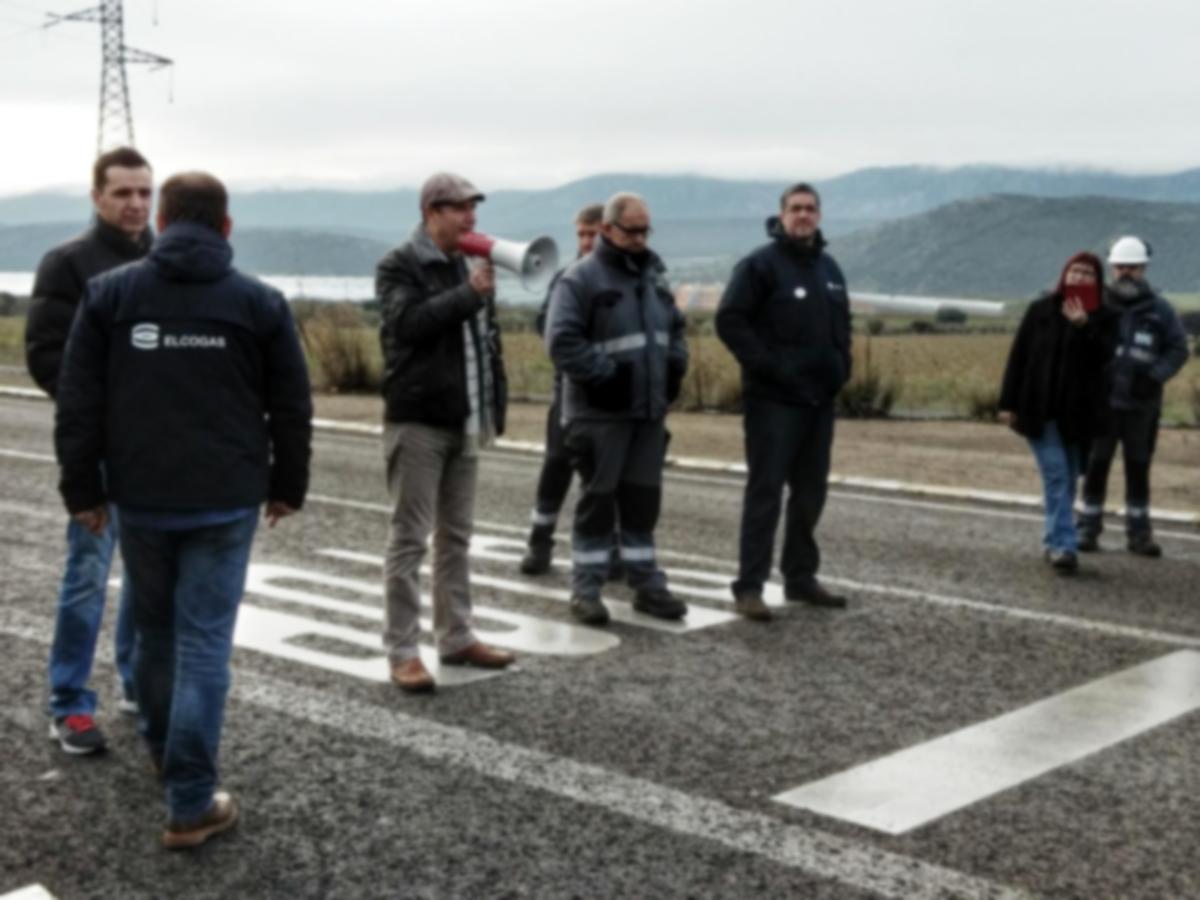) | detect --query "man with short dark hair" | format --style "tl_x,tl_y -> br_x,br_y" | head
716,182 -> 852,621
375,172 -> 515,693
546,192 -> 689,626
26,146 -> 152,754
519,202 -> 604,575
56,170 -> 313,849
